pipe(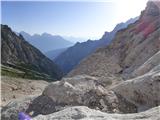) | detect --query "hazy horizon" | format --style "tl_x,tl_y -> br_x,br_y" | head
2,0 -> 148,42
